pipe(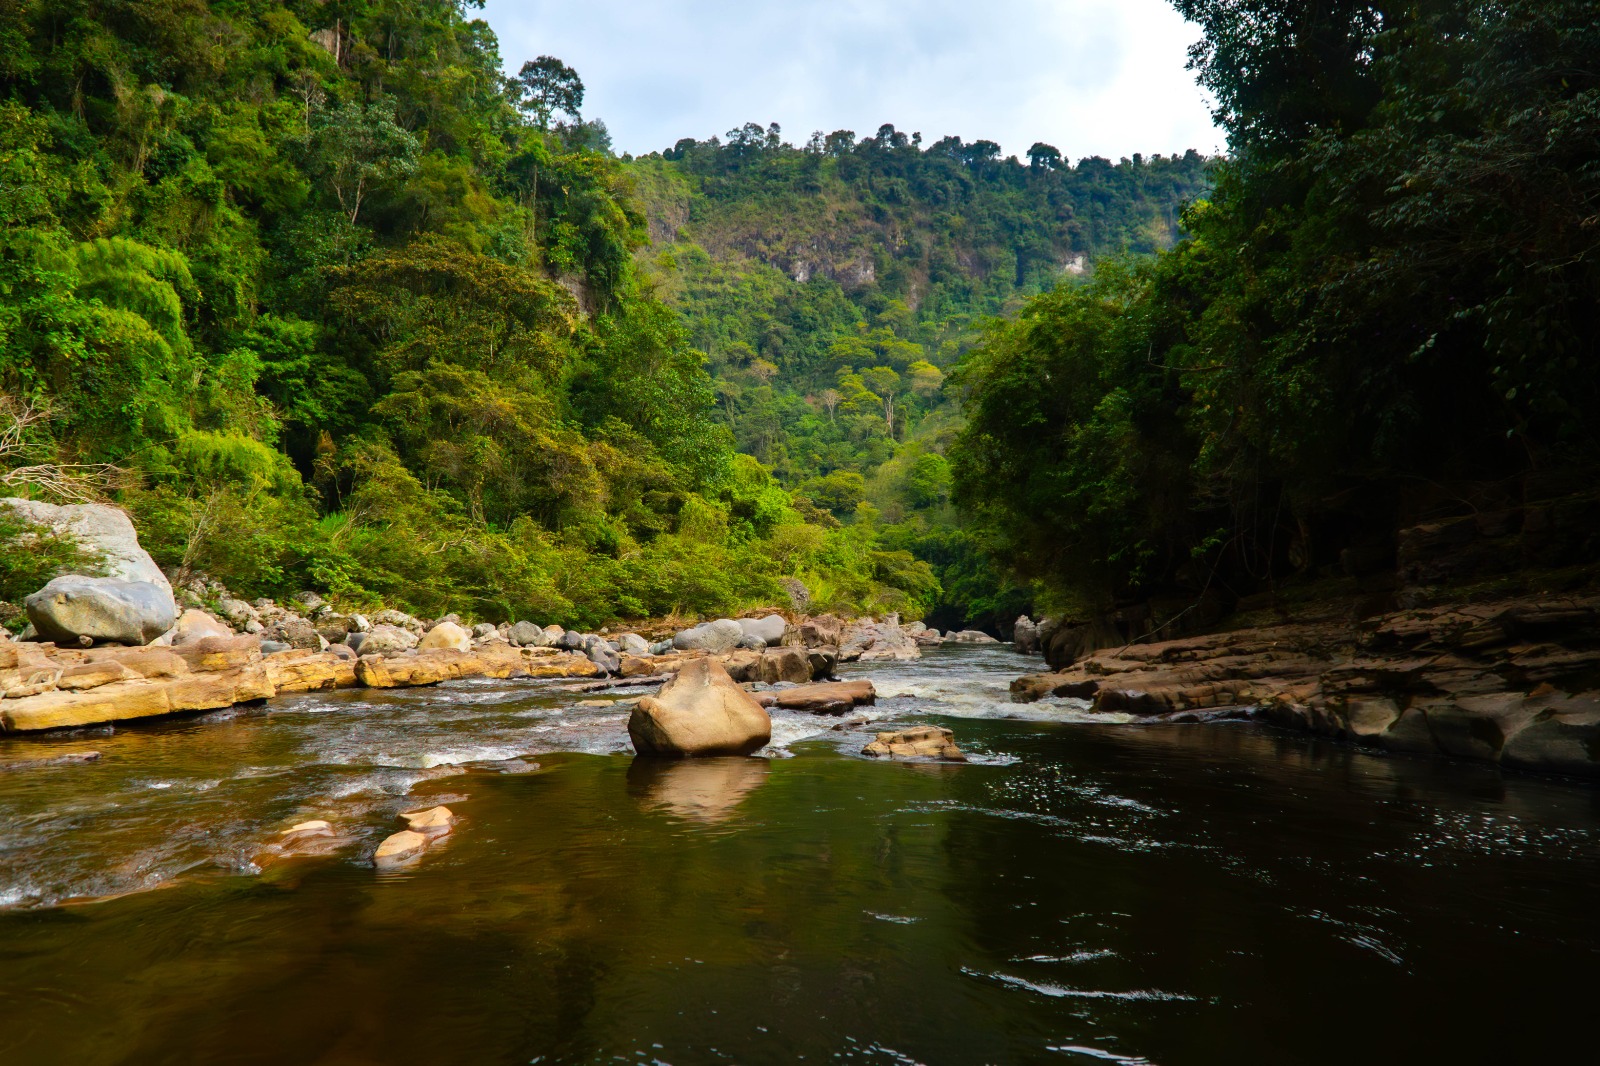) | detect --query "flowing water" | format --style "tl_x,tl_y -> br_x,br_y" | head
1,646 -> 1597,1064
